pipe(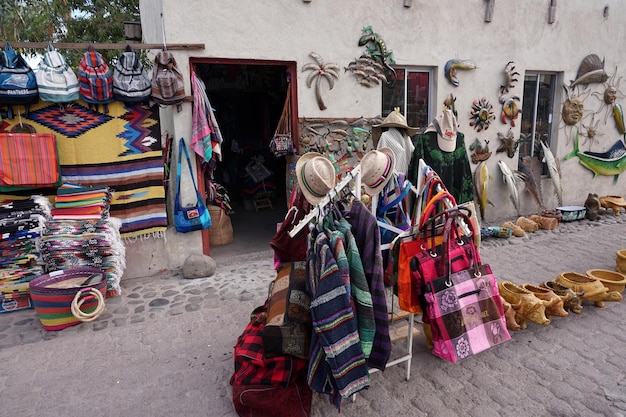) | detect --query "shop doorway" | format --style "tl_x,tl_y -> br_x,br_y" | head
192,59 -> 296,257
